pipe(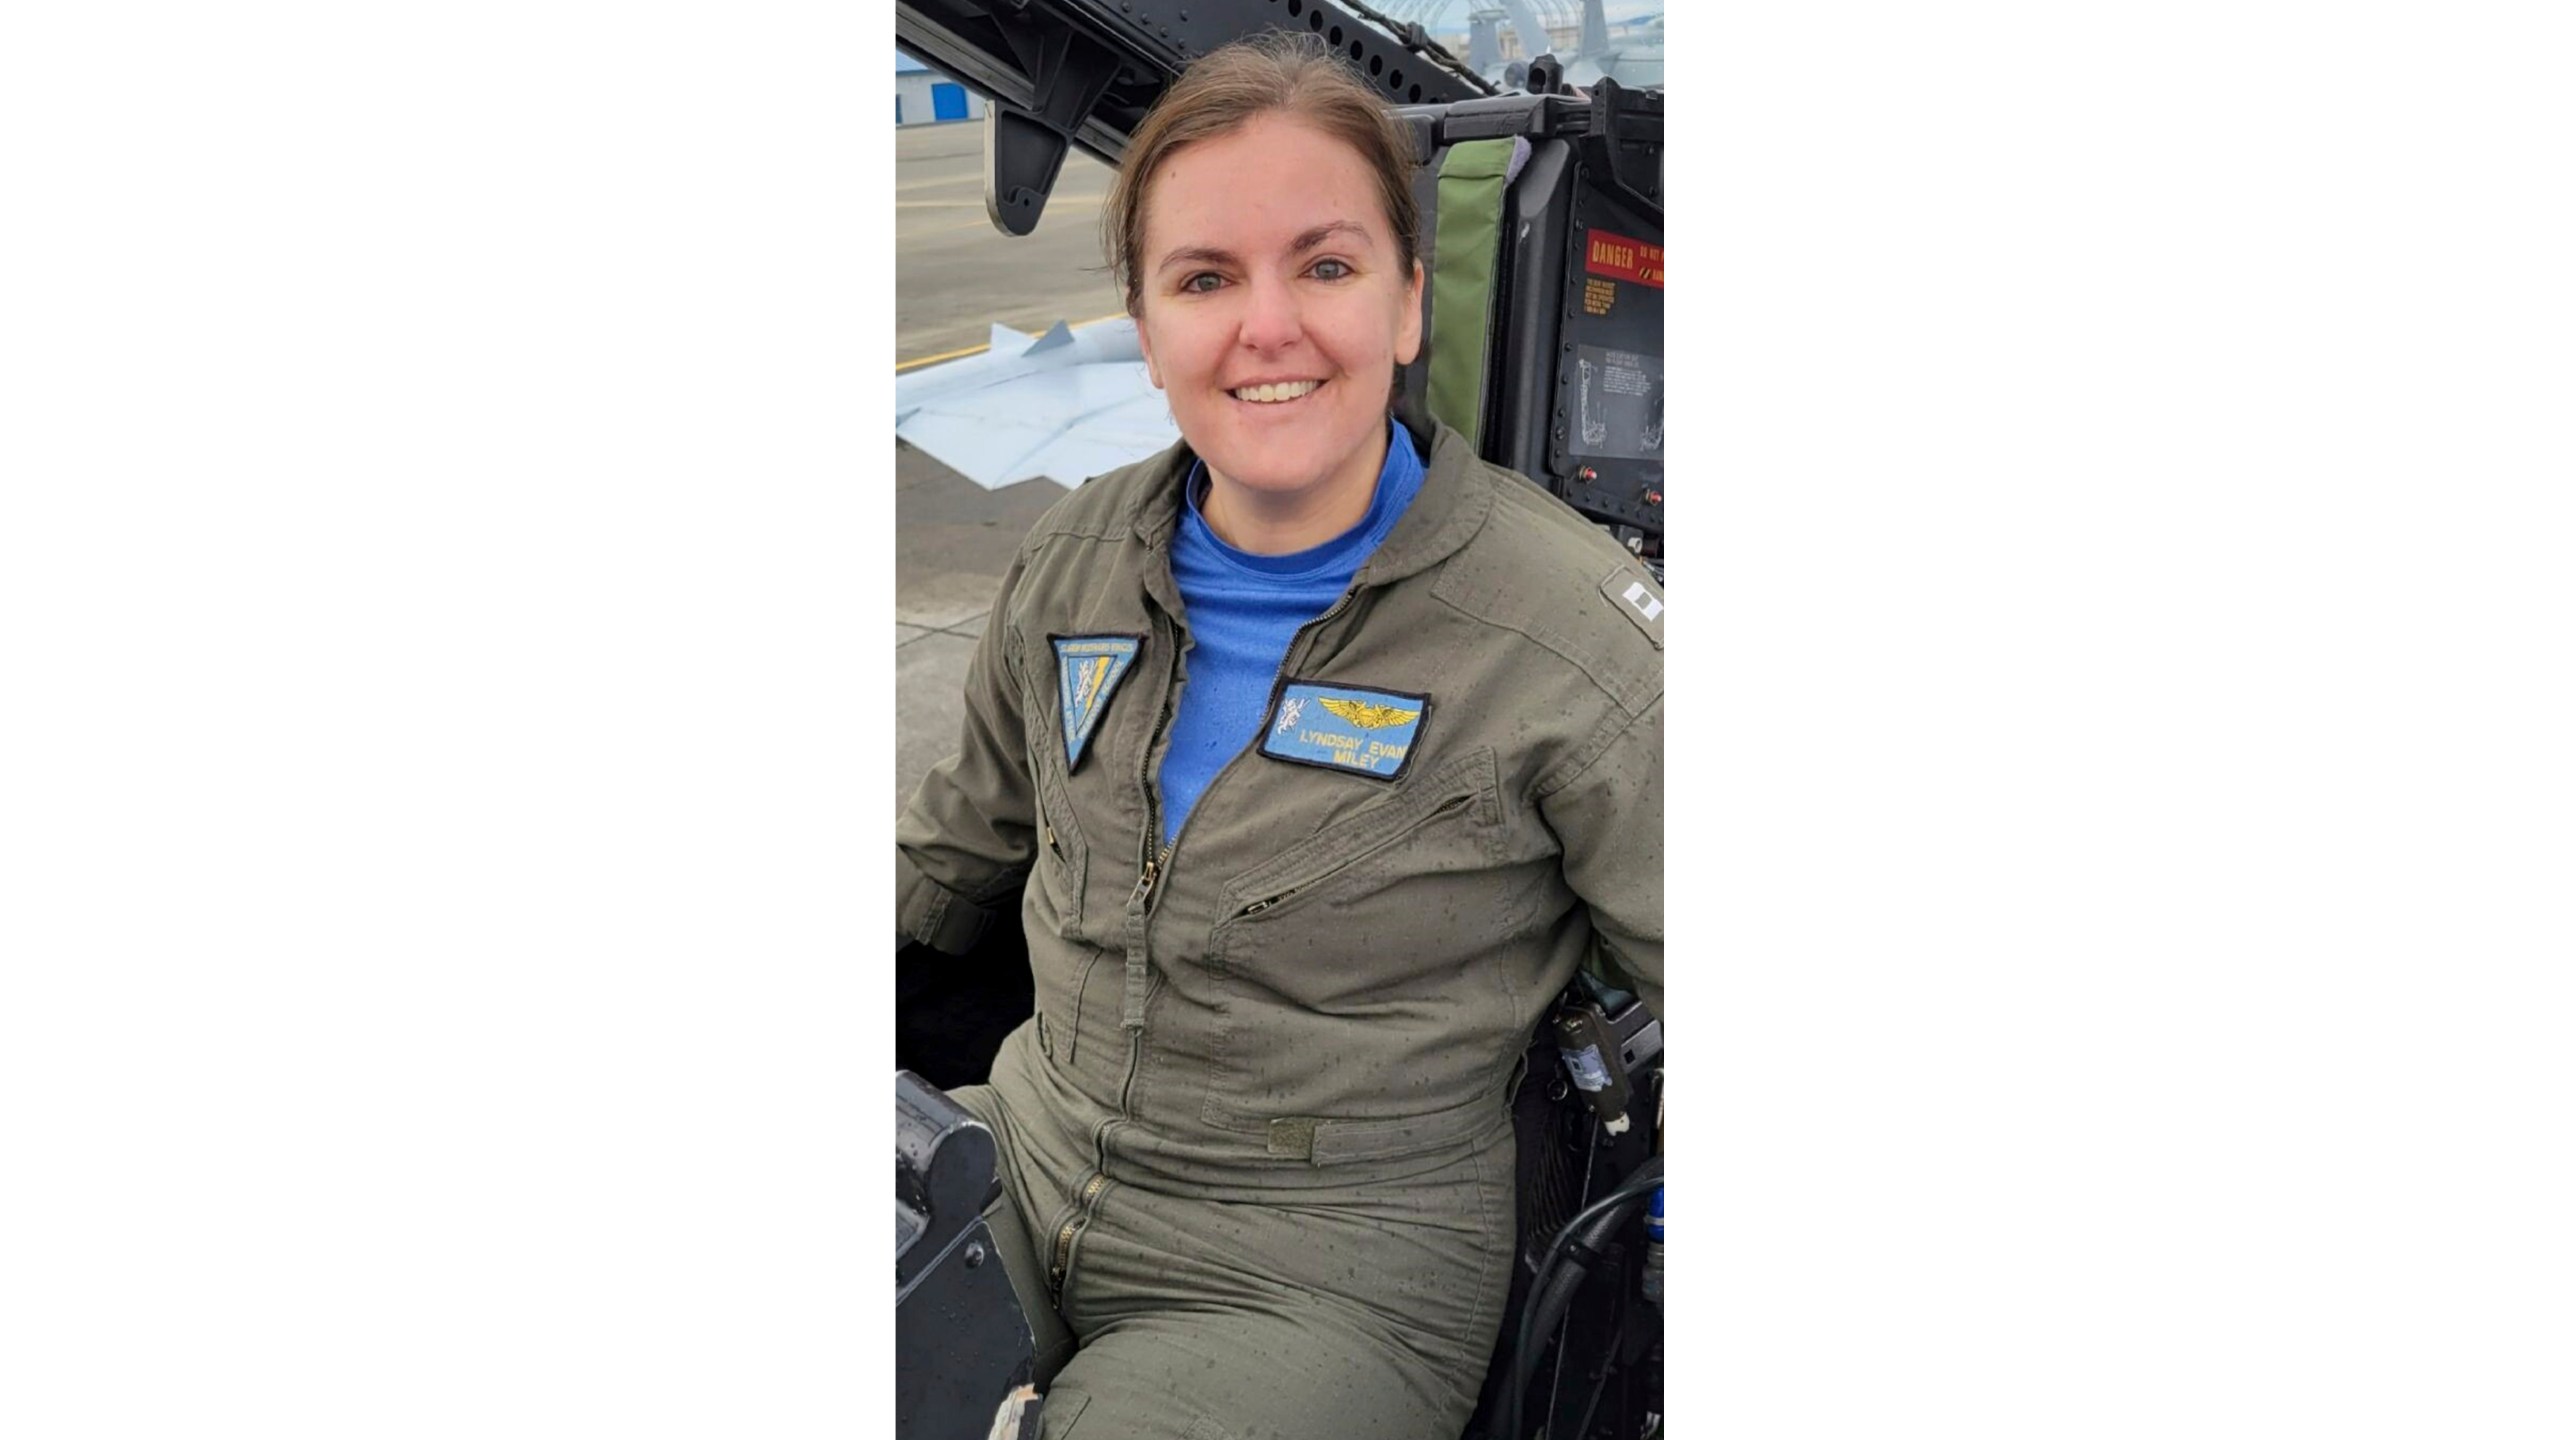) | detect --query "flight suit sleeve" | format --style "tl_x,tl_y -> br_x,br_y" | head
895,551 -> 1037,953
1537,692 -> 1665,1017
